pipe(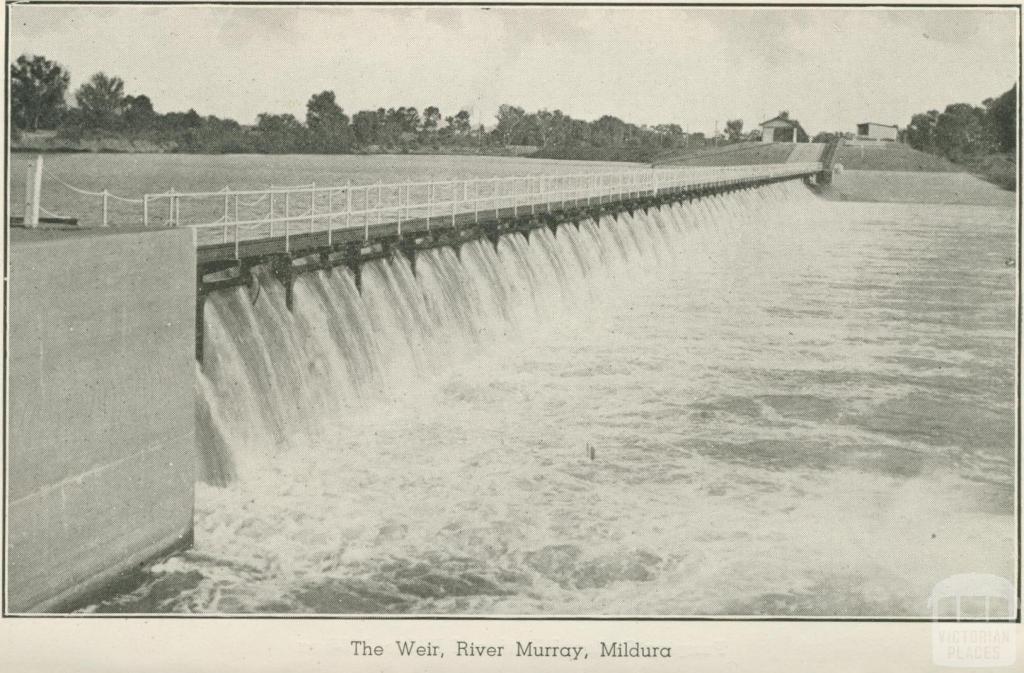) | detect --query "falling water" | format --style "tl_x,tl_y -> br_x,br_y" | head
197,183 -> 796,483
91,179 -> 1015,614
